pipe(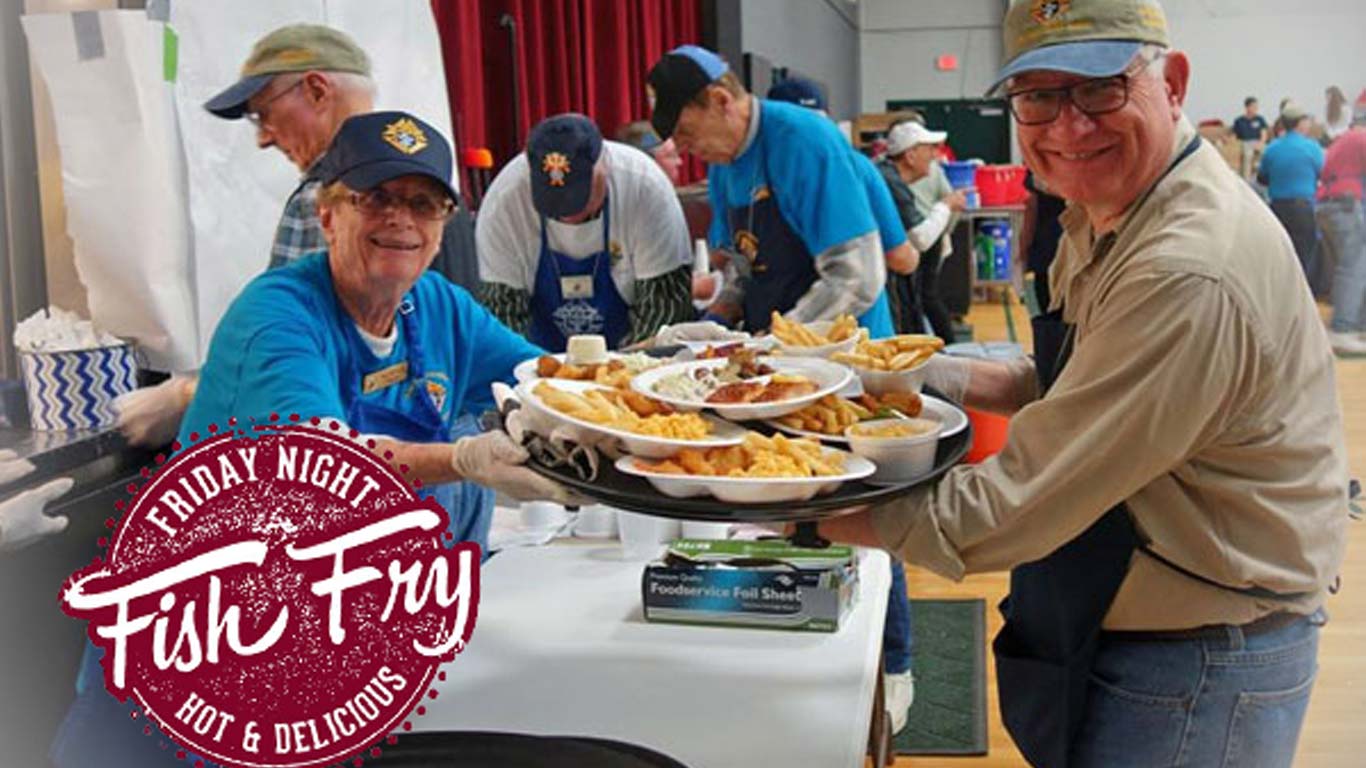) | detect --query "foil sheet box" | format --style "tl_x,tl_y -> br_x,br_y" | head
641,539 -> 859,632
